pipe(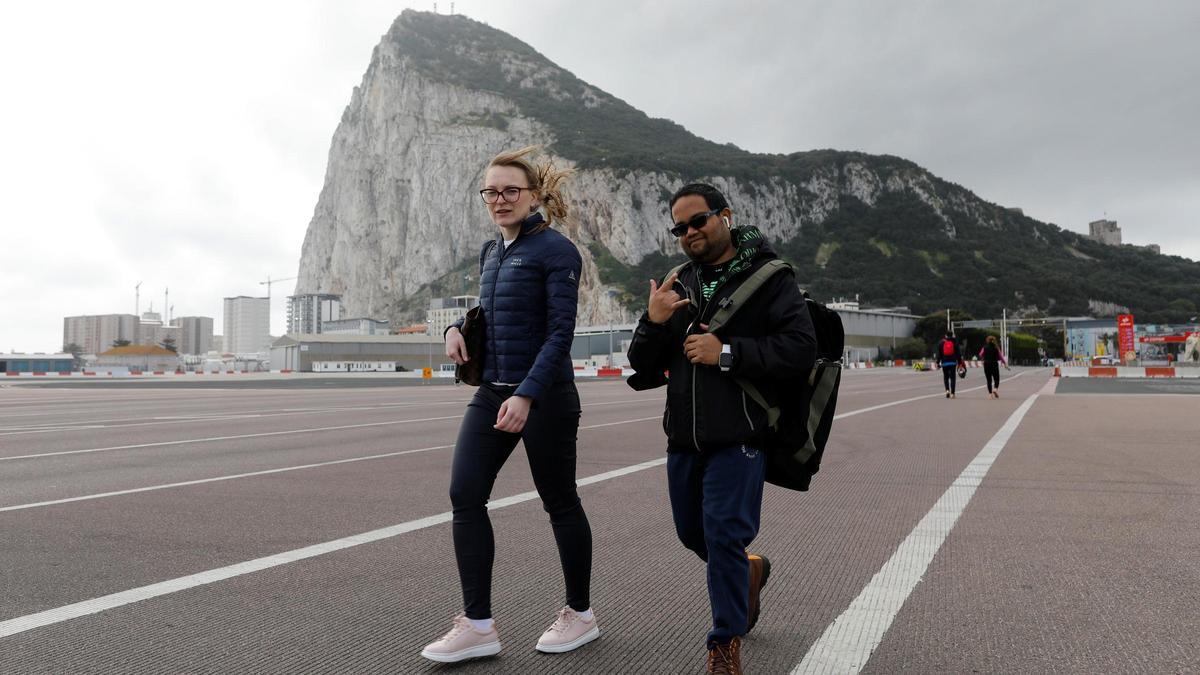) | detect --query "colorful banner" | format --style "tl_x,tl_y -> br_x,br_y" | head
1138,331 -> 1199,344
1117,314 -> 1136,363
